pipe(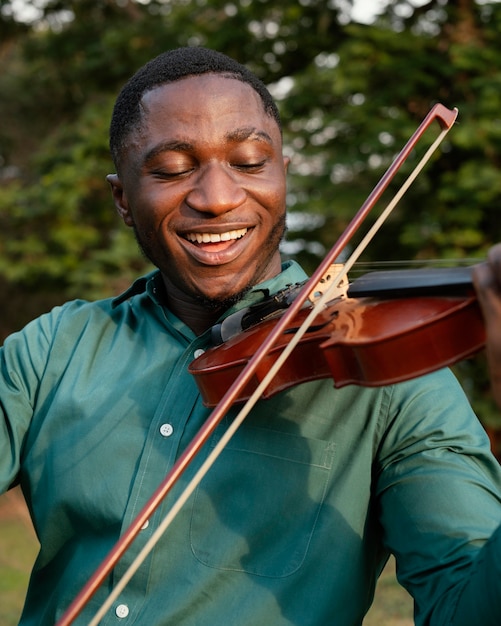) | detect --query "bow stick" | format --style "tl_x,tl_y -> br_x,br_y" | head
57,102 -> 458,626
